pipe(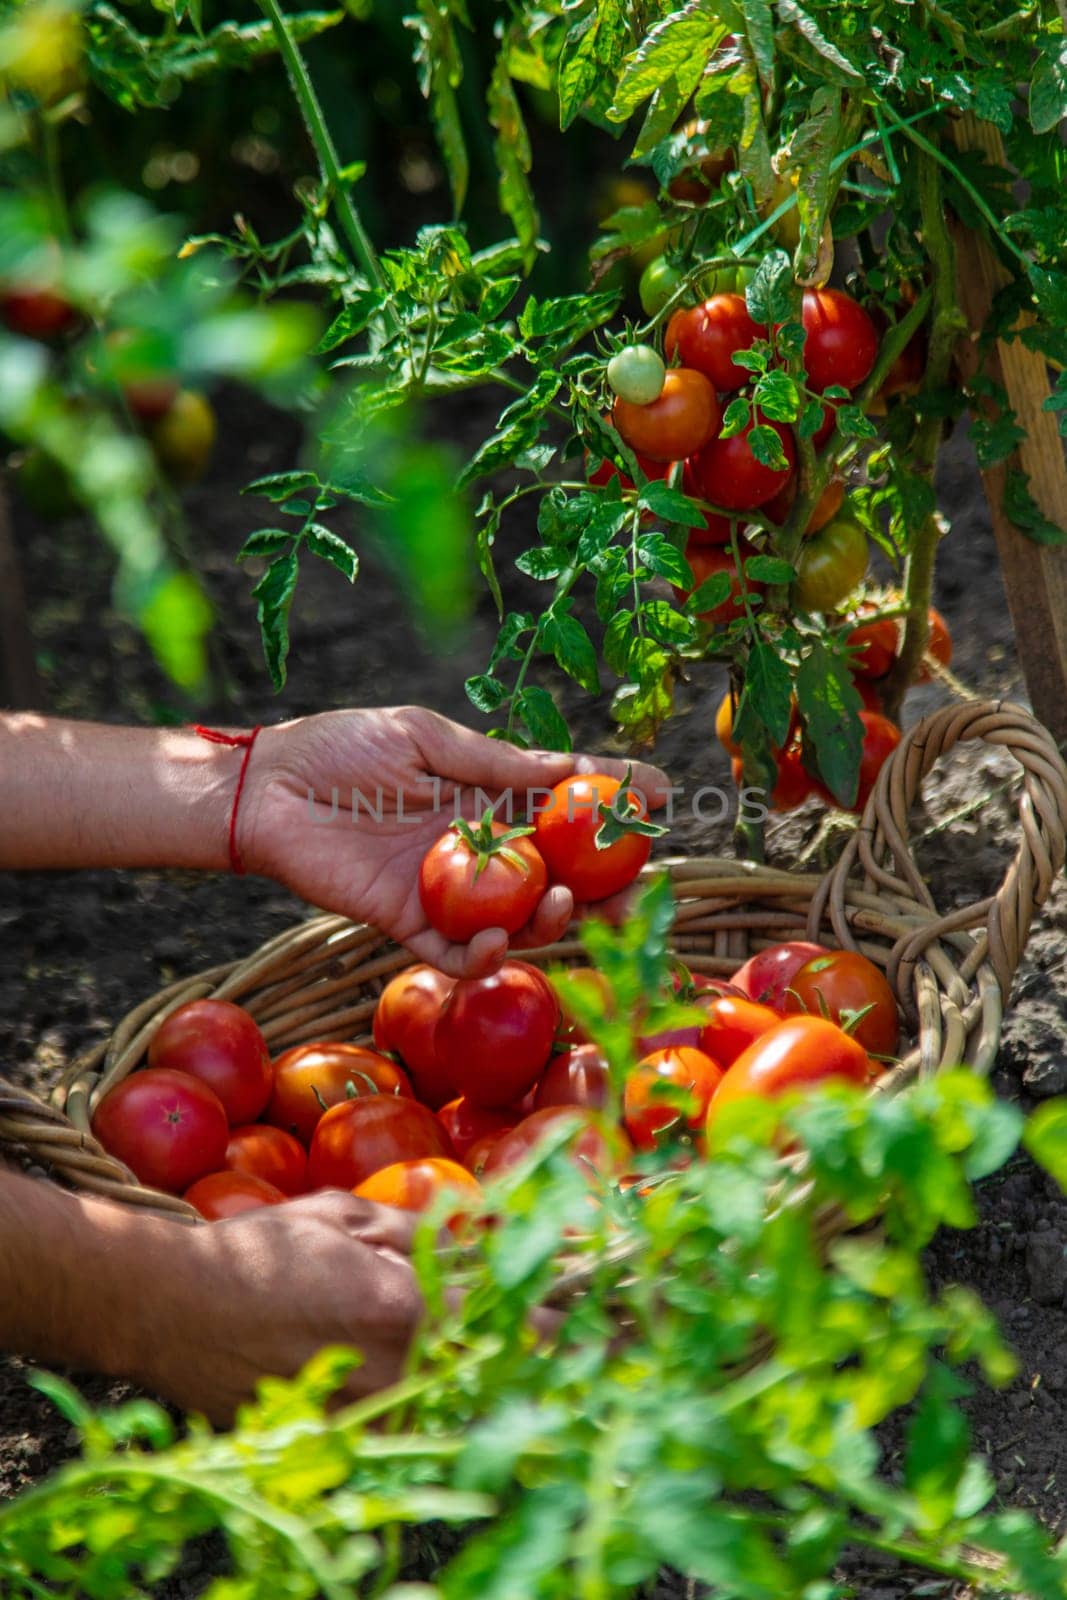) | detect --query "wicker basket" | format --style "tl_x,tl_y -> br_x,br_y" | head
2,699 -> 1065,1227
